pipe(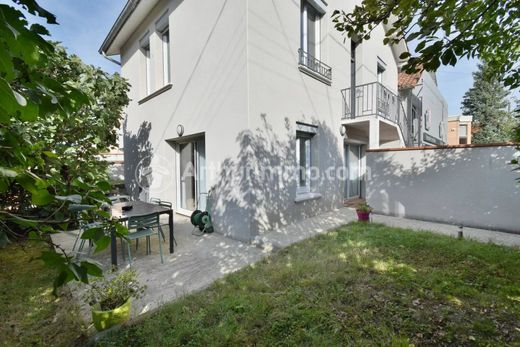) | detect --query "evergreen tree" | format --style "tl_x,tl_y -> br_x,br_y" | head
462,64 -> 516,144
